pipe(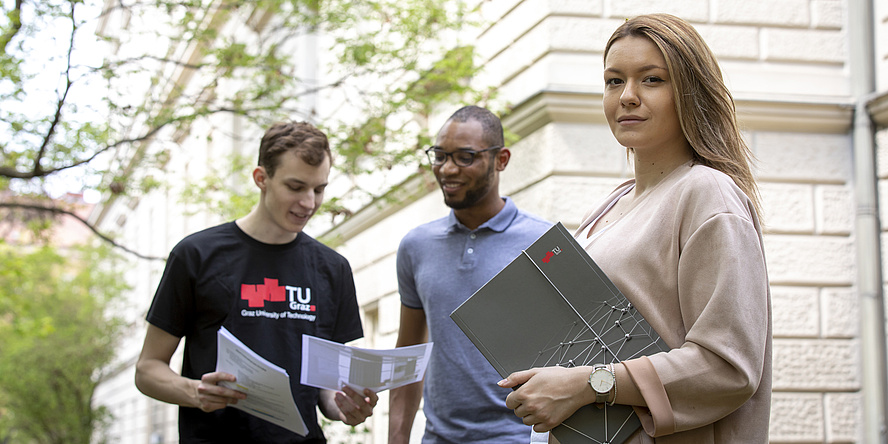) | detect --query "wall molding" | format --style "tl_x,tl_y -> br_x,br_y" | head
869,91 -> 888,127
322,169 -> 438,245
503,90 -> 855,138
